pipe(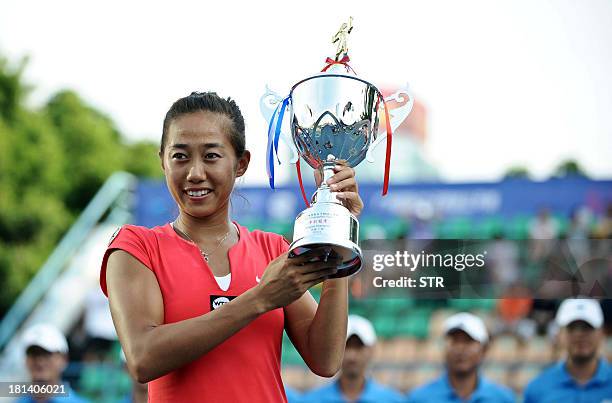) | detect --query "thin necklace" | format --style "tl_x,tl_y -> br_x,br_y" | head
172,221 -> 232,262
